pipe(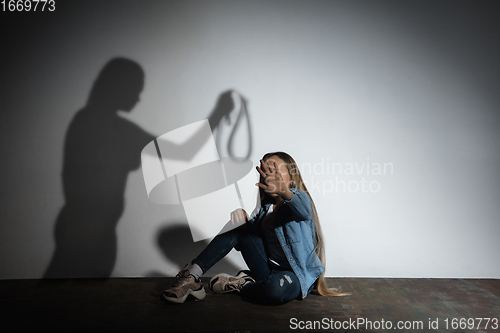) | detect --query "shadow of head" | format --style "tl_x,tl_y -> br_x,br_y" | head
88,57 -> 145,112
